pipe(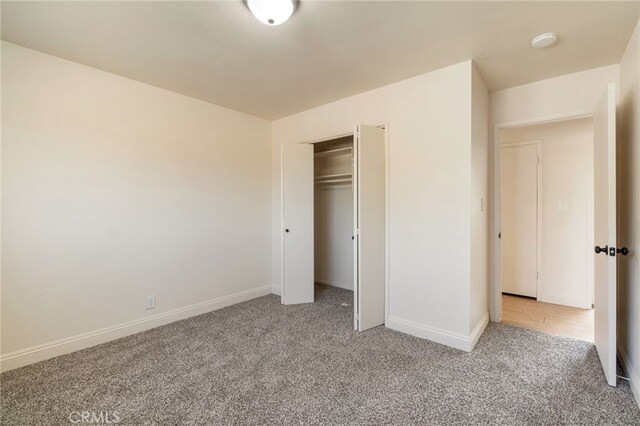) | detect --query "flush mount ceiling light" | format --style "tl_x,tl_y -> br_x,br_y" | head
531,33 -> 558,49
244,0 -> 298,26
